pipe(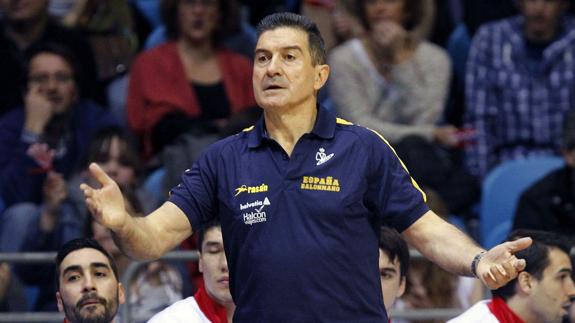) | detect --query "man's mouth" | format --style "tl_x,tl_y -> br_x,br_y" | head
77,295 -> 105,309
